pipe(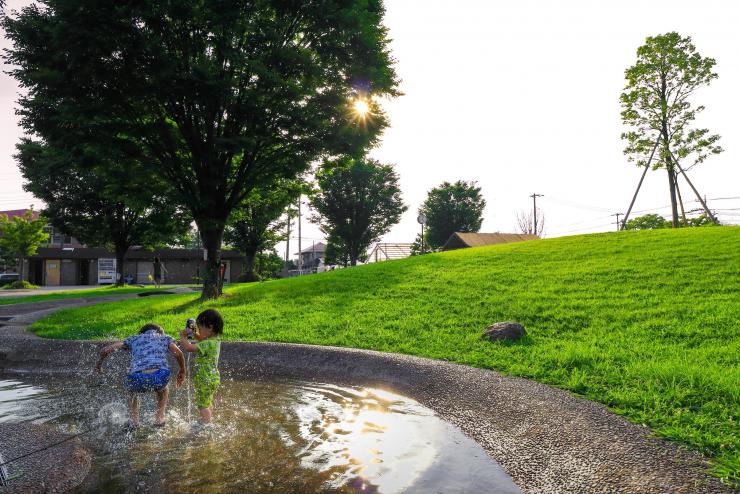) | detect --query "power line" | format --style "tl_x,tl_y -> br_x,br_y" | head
545,195 -> 613,213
